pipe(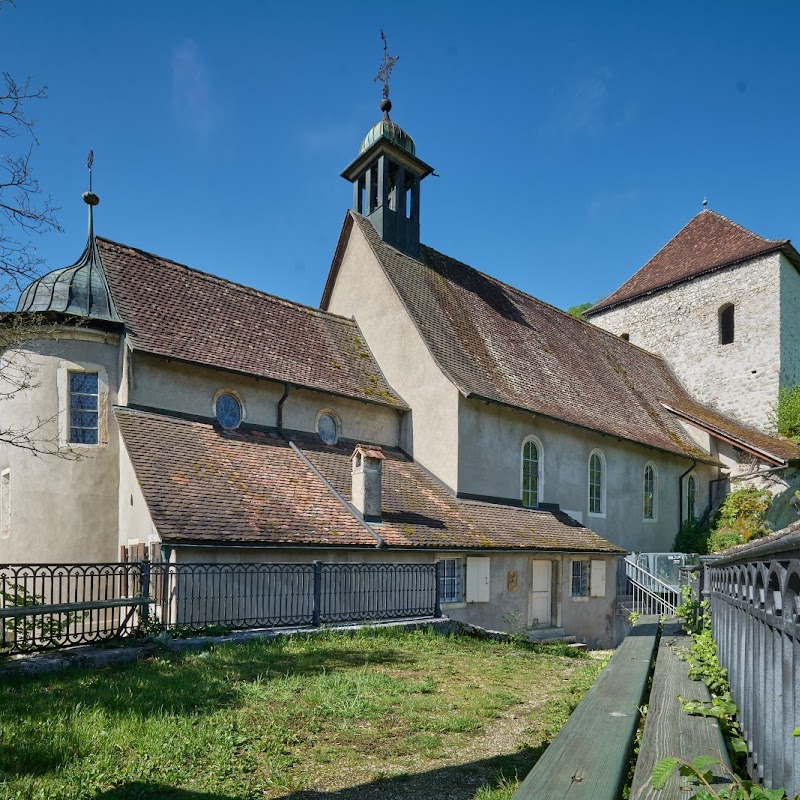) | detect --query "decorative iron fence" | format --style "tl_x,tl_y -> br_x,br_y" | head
708,534 -> 800,796
0,559 -> 441,654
